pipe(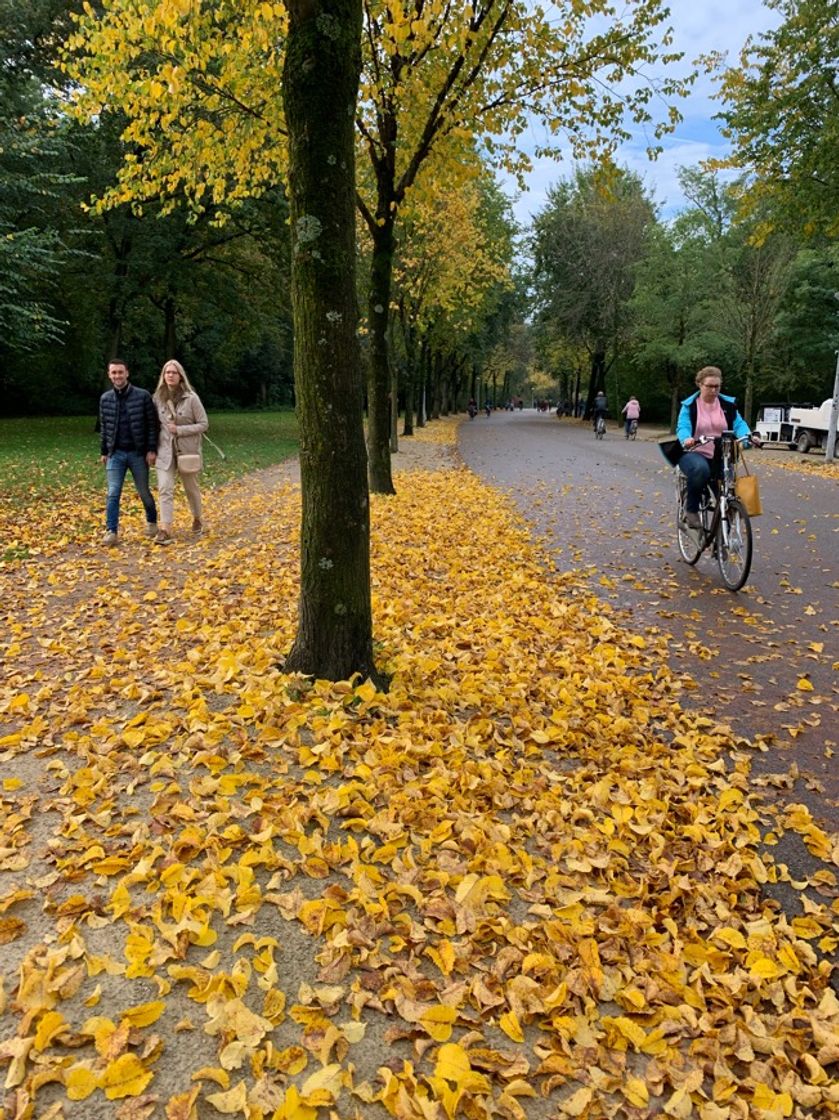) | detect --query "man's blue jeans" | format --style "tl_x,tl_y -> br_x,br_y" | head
105,450 -> 157,533
678,451 -> 714,513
